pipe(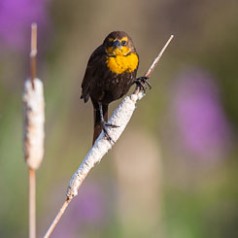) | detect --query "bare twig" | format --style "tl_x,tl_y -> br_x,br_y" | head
29,168 -> 36,238
28,24 -> 37,238
43,35 -> 173,238
30,23 -> 37,90
43,200 -> 71,238
145,35 -> 174,78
